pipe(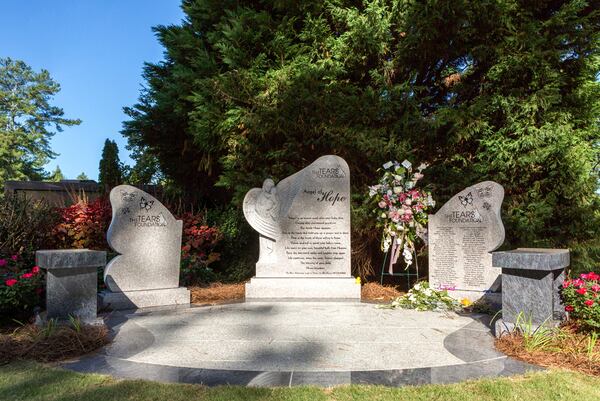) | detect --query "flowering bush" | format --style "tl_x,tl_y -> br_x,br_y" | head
50,198 -> 112,250
180,212 -> 222,285
367,160 -> 435,266
562,271 -> 600,331
382,281 -> 459,311
0,254 -> 44,319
